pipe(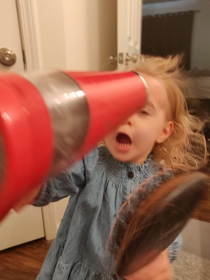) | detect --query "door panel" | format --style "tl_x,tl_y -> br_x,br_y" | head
0,207 -> 45,251
0,0 -> 24,72
117,0 -> 142,68
0,0 -> 45,250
